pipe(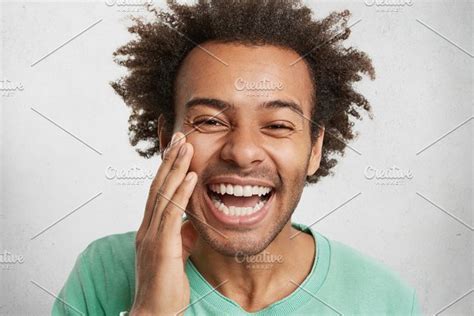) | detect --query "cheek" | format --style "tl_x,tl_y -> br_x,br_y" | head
185,130 -> 309,177
264,140 -> 309,173
186,134 -> 220,173
264,142 -> 310,193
